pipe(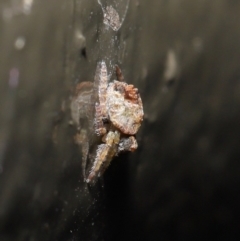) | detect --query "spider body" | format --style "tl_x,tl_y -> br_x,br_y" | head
70,61 -> 144,184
